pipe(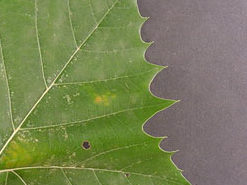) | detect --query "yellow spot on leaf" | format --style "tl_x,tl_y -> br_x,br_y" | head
94,93 -> 116,106
95,96 -> 103,103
